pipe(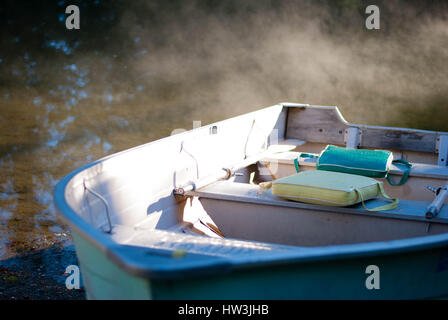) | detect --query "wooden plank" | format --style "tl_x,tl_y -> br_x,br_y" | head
285,105 -> 441,153
359,127 -> 437,153
261,152 -> 448,180
188,180 -> 448,224
286,106 -> 347,145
